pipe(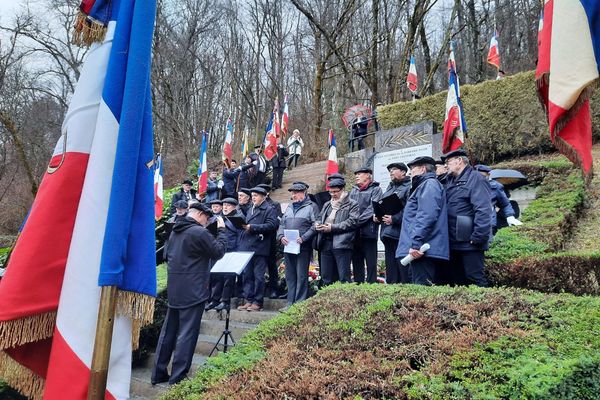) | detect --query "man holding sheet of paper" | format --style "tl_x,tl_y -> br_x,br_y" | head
277,182 -> 317,309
